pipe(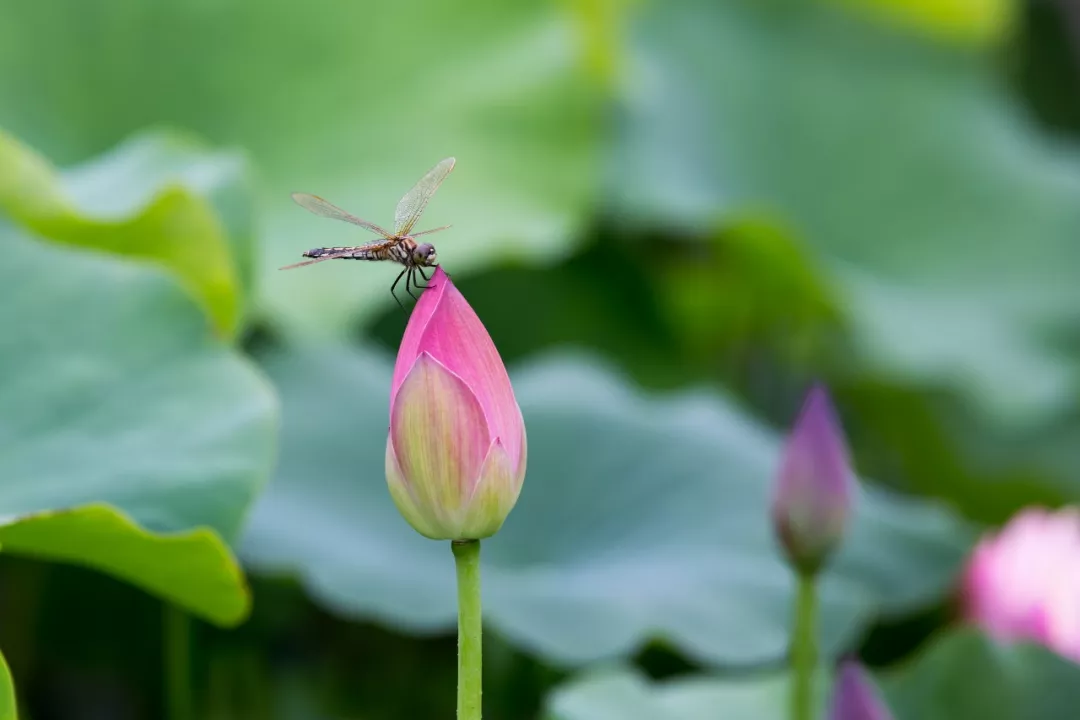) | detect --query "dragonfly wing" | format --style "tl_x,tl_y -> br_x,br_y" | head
280,255 -> 341,270
394,157 -> 456,236
292,193 -> 395,238
408,224 -> 452,238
